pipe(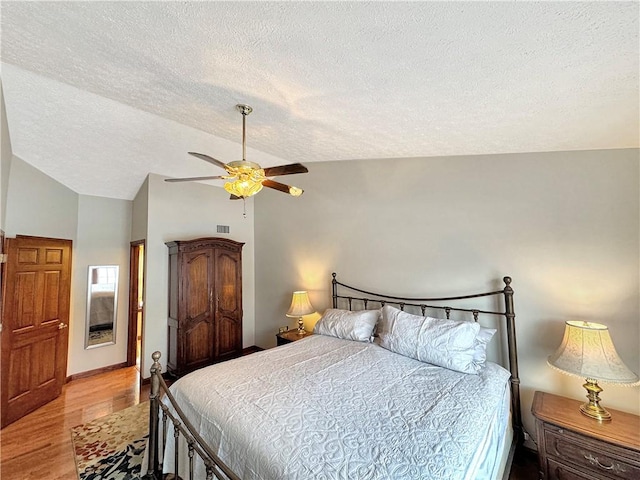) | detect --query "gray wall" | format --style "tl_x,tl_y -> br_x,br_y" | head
68,195 -> 133,375
131,176 -> 149,242
1,158 -> 257,379
254,148 -> 640,442
4,139 -> 638,444
4,157 -> 133,376
140,173 -> 256,376
4,156 -> 78,239
1,83 -> 11,231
